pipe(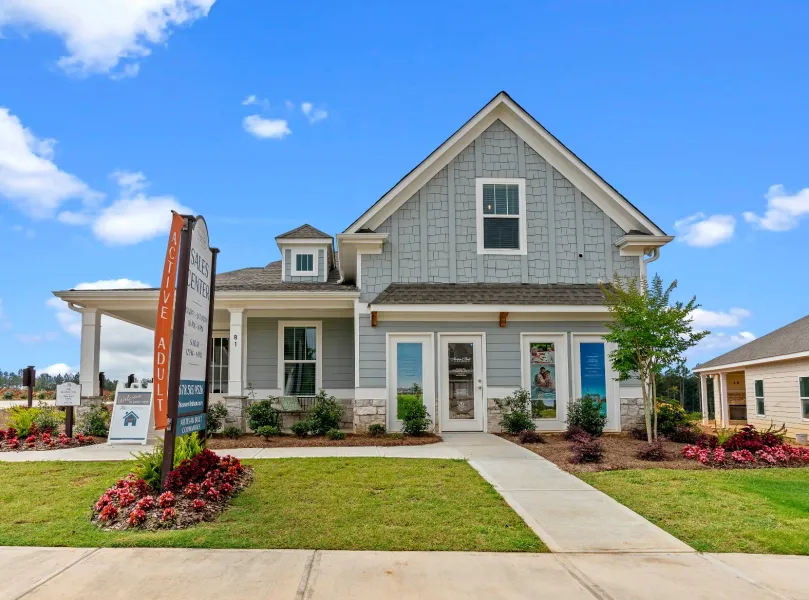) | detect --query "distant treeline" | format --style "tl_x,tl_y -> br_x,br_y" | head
0,369 -> 150,392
